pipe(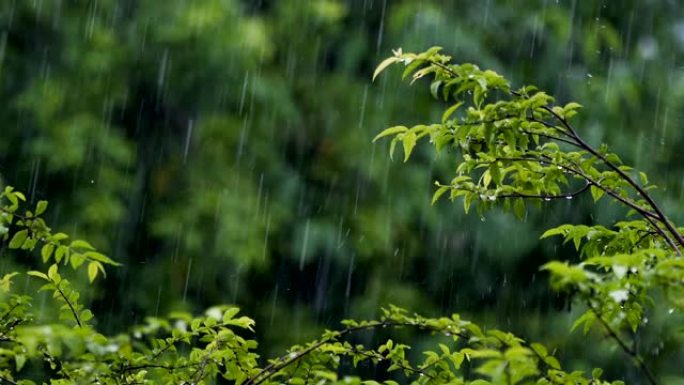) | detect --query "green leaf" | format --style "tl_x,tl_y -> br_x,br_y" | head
430,80 -> 442,99
85,251 -> 119,266
530,342 -> 547,358
432,186 -> 449,205
80,309 -> 94,322
55,245 -> 68,264
402,59 -> 424,80
9,229 -> 28,249
87,262 -> 99,283
47,264 -> 59,280
411,65 -> 436,83
373,126 -> 408,142
482,170 -> 492,188
401,131 -> 417,162
592,368 -> 603,379
362,381 -> 382,385
563,102 -> 582,111
513,198 -> 525,220
35,200 -> 48,216
421,46 -> 443,57
489,163 -> 501,185
41,244 -> 55,263
223,307 -> 240,322
225,316 -> 255,331
570,310 -> 596,334
605,153 -> 622,164
15,354 -> 26,372
51,233 -> 69,242
463,192 -> 473,214
70,253 -> 86,269
590,185 -> 604,202
27,271 -> 48,280
540,227 -> 565,239
572,234 -> 582,250
448,352 -> 465,369
372,57 -> 400,81
544,355 -> 561,370
0,273 -> 18,292
70,239 -> 95,251
441,102 -> 463,123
